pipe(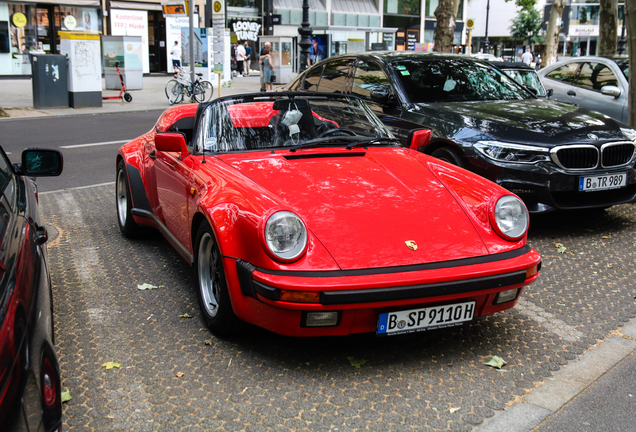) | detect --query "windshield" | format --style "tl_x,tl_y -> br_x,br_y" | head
390,58 -> 533,103
195,93 -> 395,153
504,69 -> 546,96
